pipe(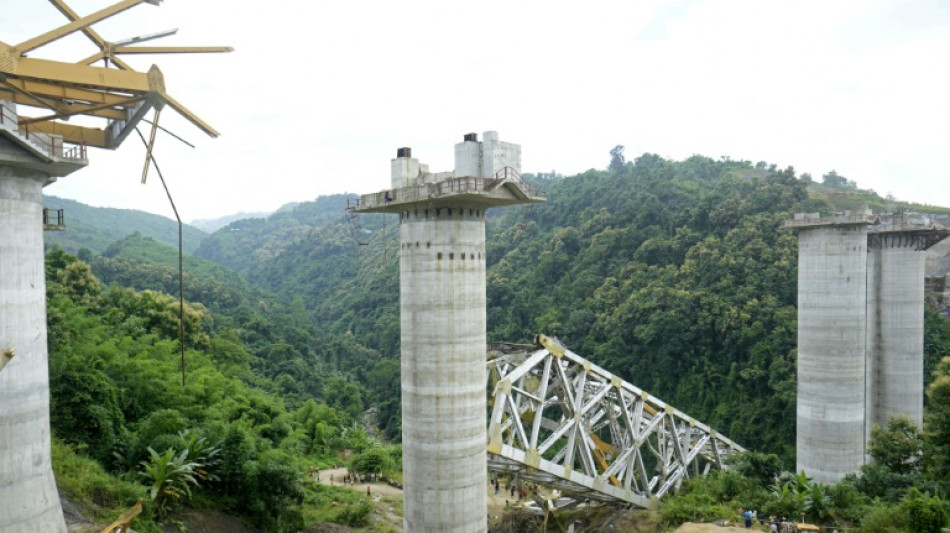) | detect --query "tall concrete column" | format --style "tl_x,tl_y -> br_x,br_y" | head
0,168 -> 67,533
866,234 -> 927,432
795,223 -> 868,484
400,207 -> 487,531
355,132 -> 542,533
